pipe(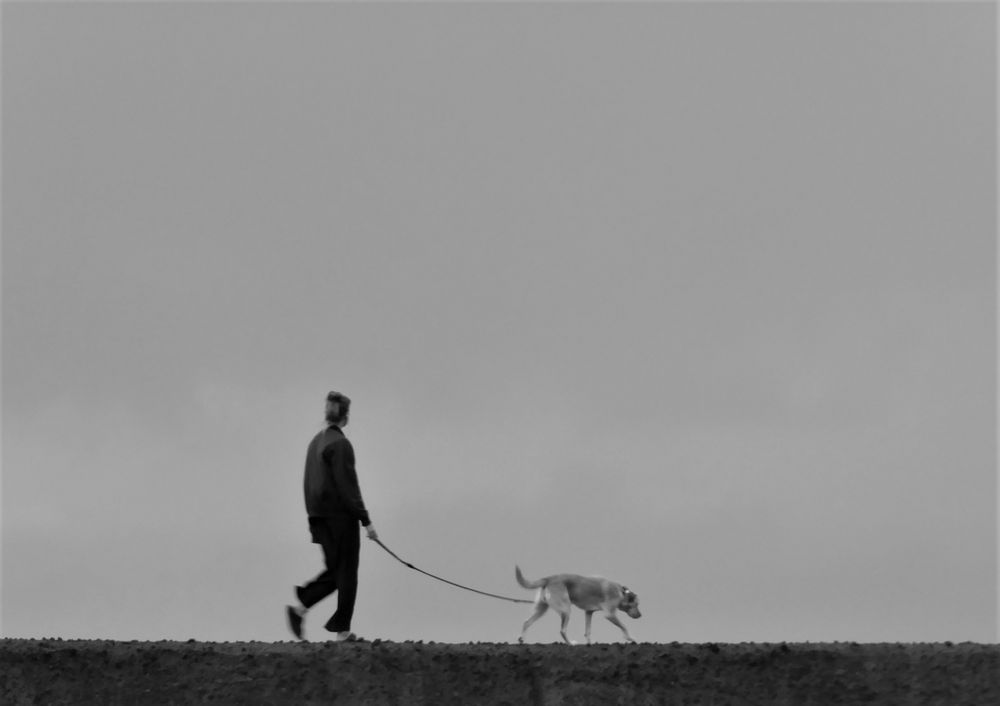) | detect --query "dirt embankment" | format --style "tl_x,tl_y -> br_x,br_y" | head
2,639 -> 997,705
